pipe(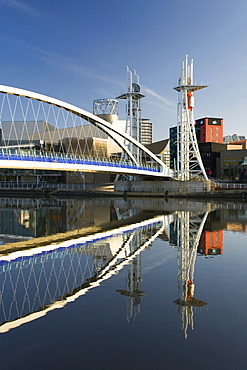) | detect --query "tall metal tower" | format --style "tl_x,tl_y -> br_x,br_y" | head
174,55 -> 208,181
117,67 -> 145,163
